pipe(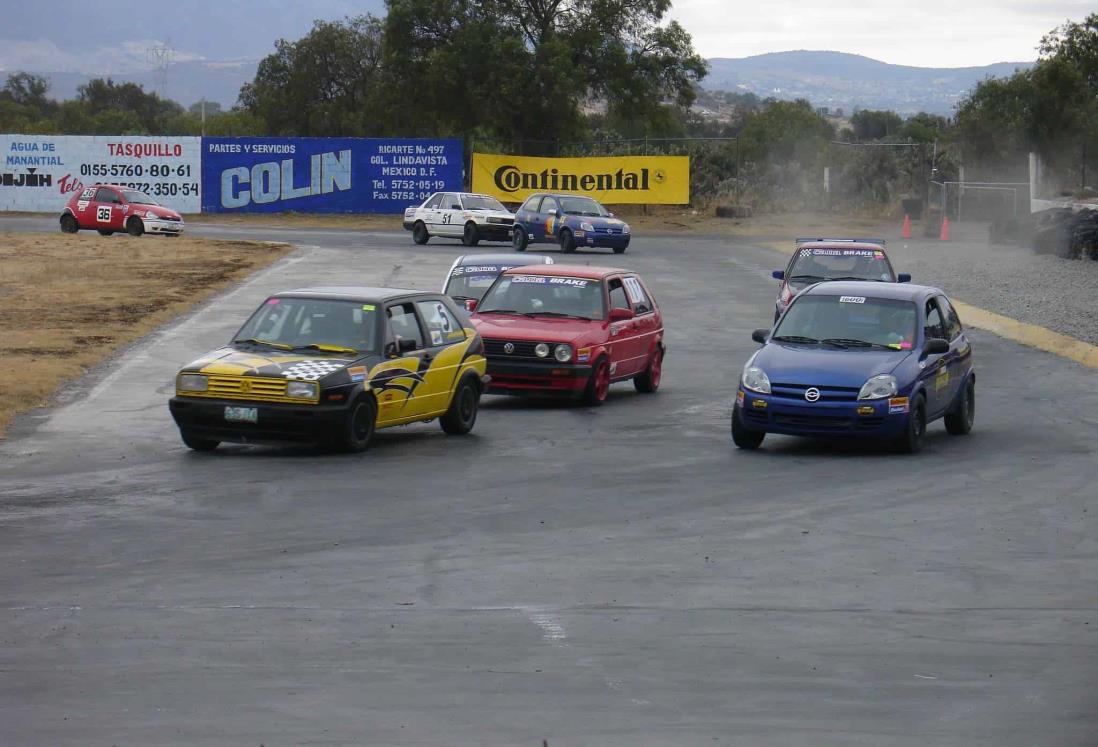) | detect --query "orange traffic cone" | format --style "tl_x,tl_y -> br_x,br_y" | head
901,214 -> 912,239
939,216 -> 950,241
